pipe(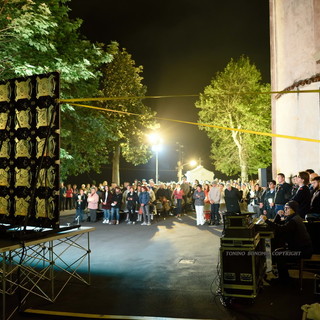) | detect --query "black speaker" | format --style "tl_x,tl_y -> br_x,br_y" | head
258,168 -> 267,188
